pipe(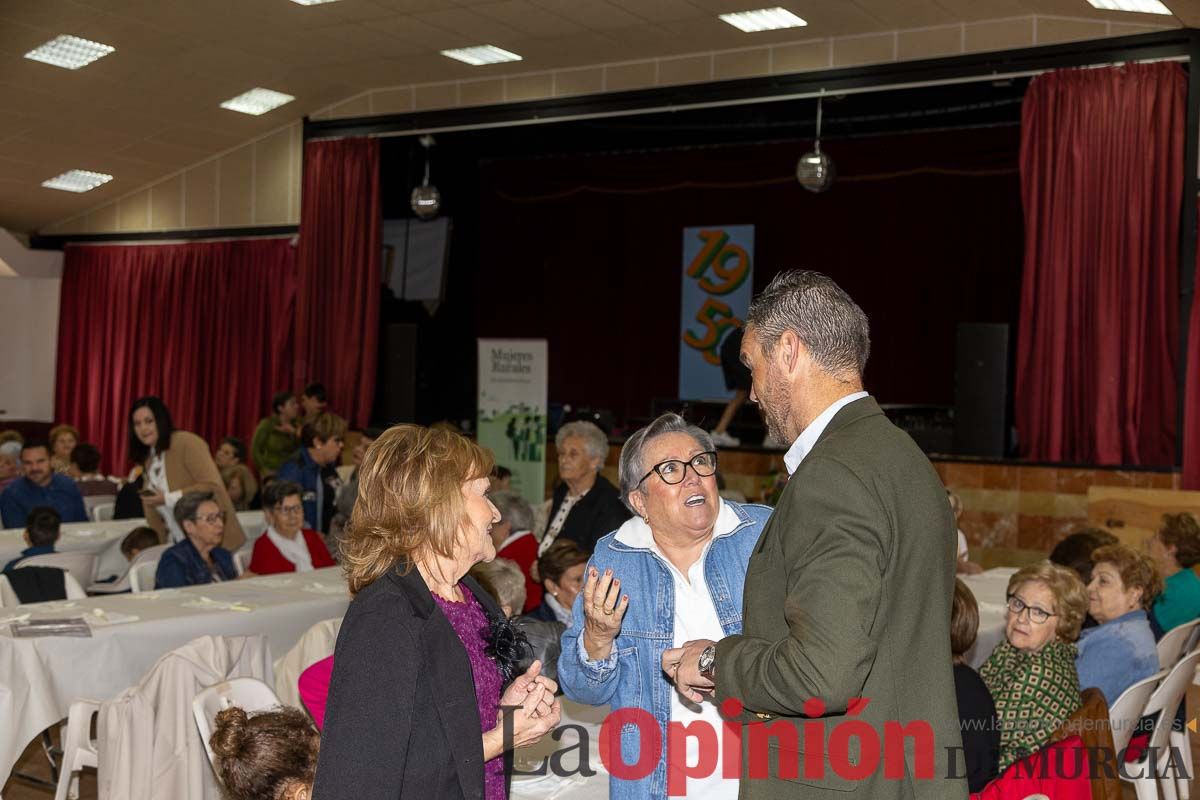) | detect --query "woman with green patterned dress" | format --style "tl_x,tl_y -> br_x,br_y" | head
980,561 -> 1088,771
